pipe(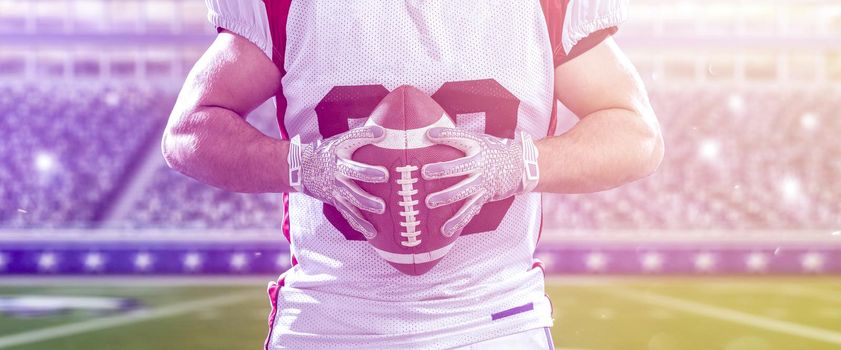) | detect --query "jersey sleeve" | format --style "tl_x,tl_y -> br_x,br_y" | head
541,0 -> 629,67
205,0 -> 274,60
